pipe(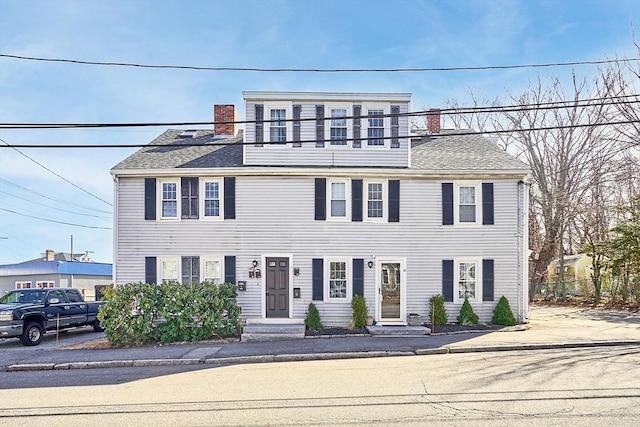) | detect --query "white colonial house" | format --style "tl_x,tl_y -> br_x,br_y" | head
111,91 -> 530,326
